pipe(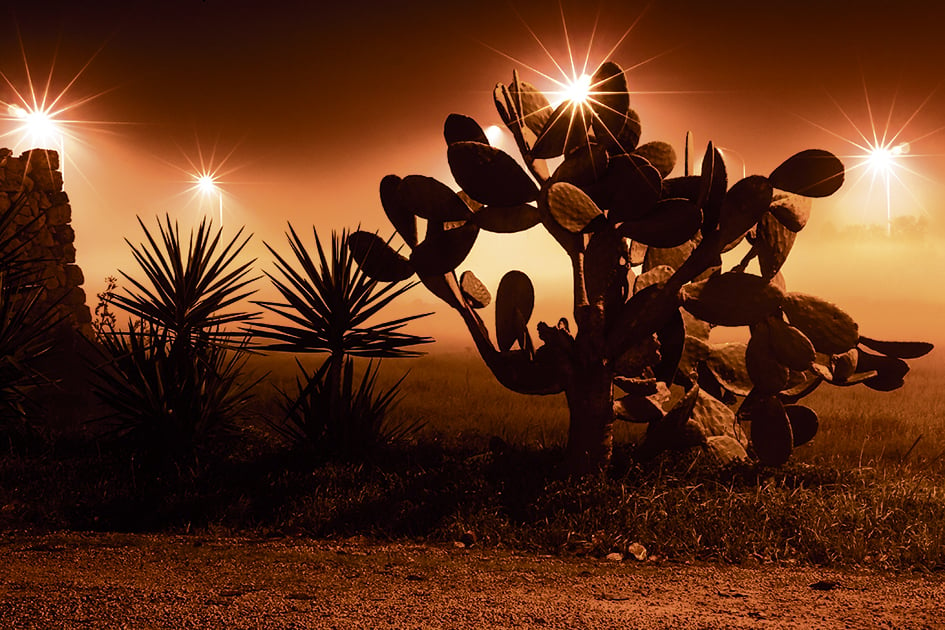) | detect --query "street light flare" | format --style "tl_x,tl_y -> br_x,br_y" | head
563,73 -> 593,104
5,102 -> 62,147
196,172 -> 218,194
867,142 -> 909,173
